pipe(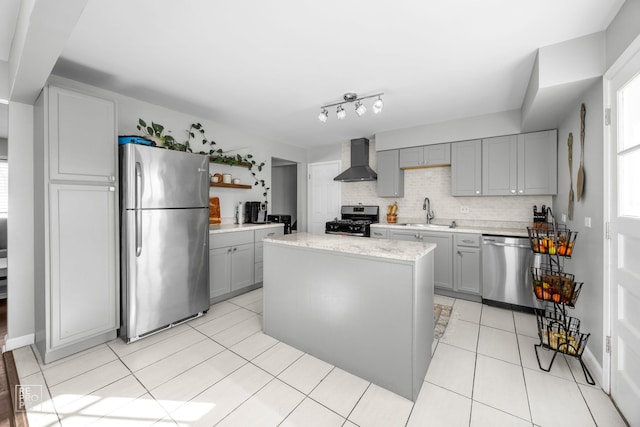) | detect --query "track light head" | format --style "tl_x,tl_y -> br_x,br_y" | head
373,96 -> 384,114
336,105 -> 347,120
318,109 -> 329,123
355,102 -> 367,117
